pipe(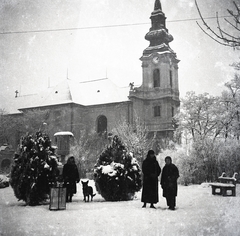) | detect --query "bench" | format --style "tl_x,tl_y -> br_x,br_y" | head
210,172 -> 238,197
